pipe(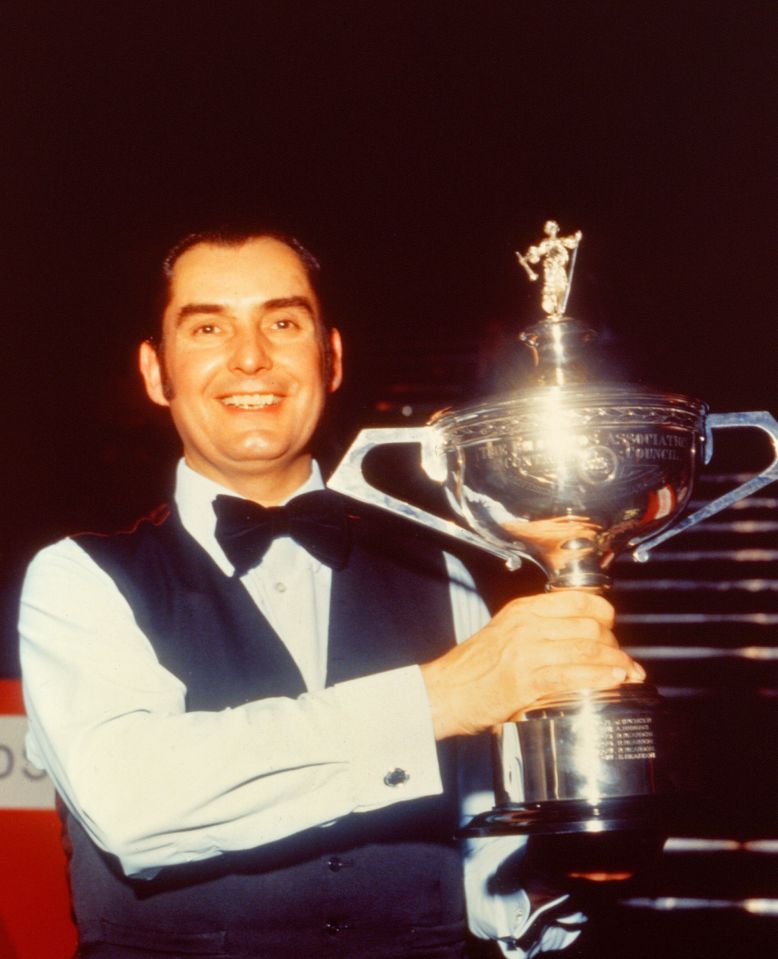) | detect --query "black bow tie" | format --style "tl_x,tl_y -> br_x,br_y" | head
213,490 -> 351,576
